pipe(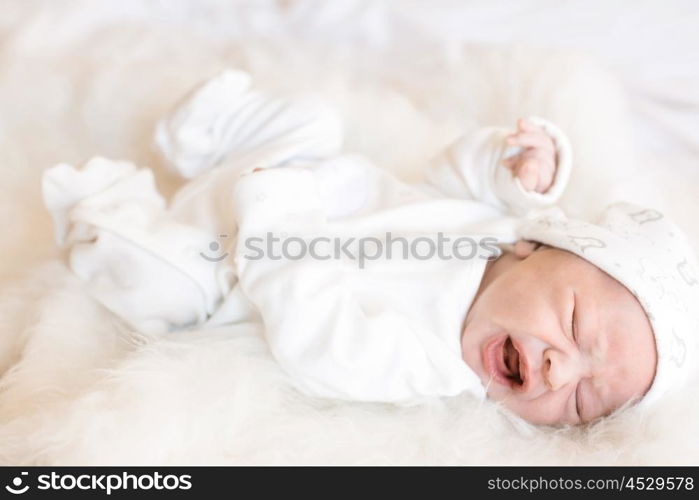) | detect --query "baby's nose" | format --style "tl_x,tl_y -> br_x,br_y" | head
543,349 -> 587,392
